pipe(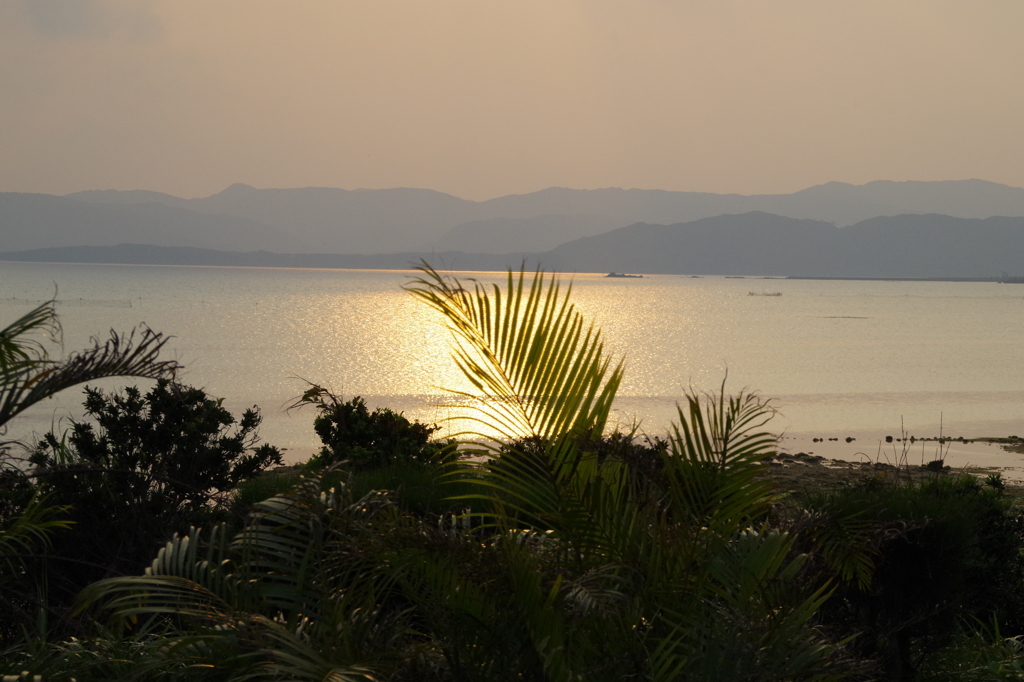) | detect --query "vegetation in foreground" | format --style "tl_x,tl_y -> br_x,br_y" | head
2,266 -> 1024,681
